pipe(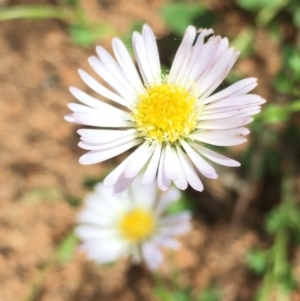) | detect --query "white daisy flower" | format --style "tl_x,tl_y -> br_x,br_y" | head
75,177 -> 191,271
65,24 -> 265,194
